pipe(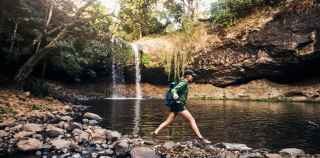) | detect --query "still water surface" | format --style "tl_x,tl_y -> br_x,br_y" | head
86,99 -> 320,153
